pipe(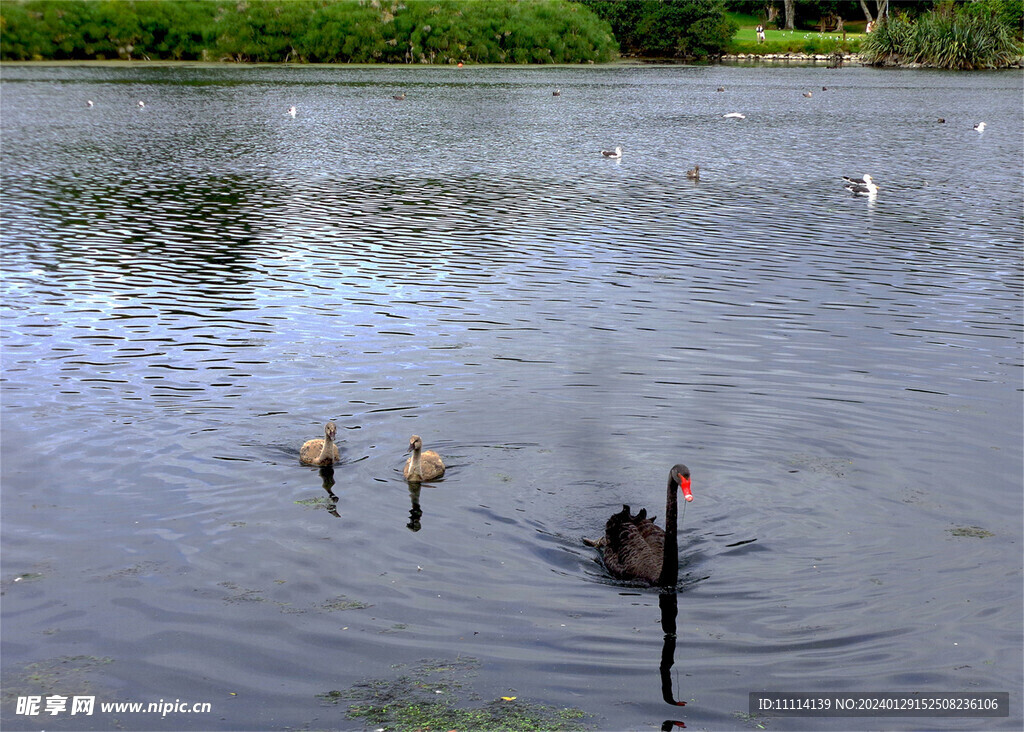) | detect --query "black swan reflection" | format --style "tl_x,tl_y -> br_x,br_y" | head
585,464 -> 692,586
660,592 -> 687,728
